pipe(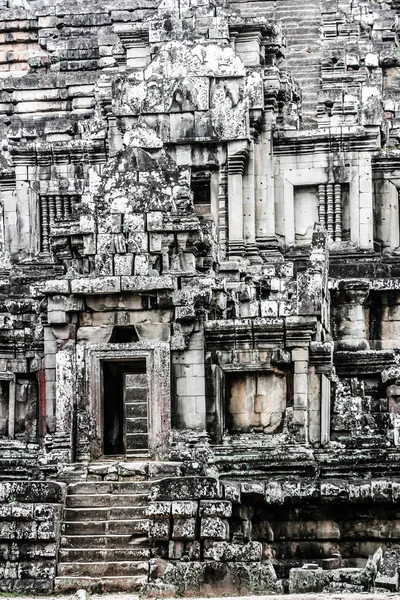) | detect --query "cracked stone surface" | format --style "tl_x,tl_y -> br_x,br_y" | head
2,0 -> 400,595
